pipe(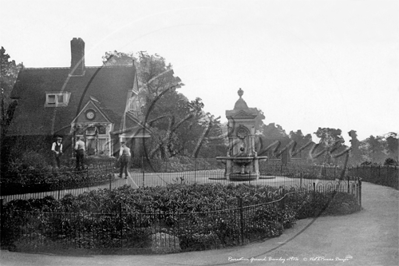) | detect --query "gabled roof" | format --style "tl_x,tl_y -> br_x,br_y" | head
71,99 -> 112,125
8,65 -> 136,136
